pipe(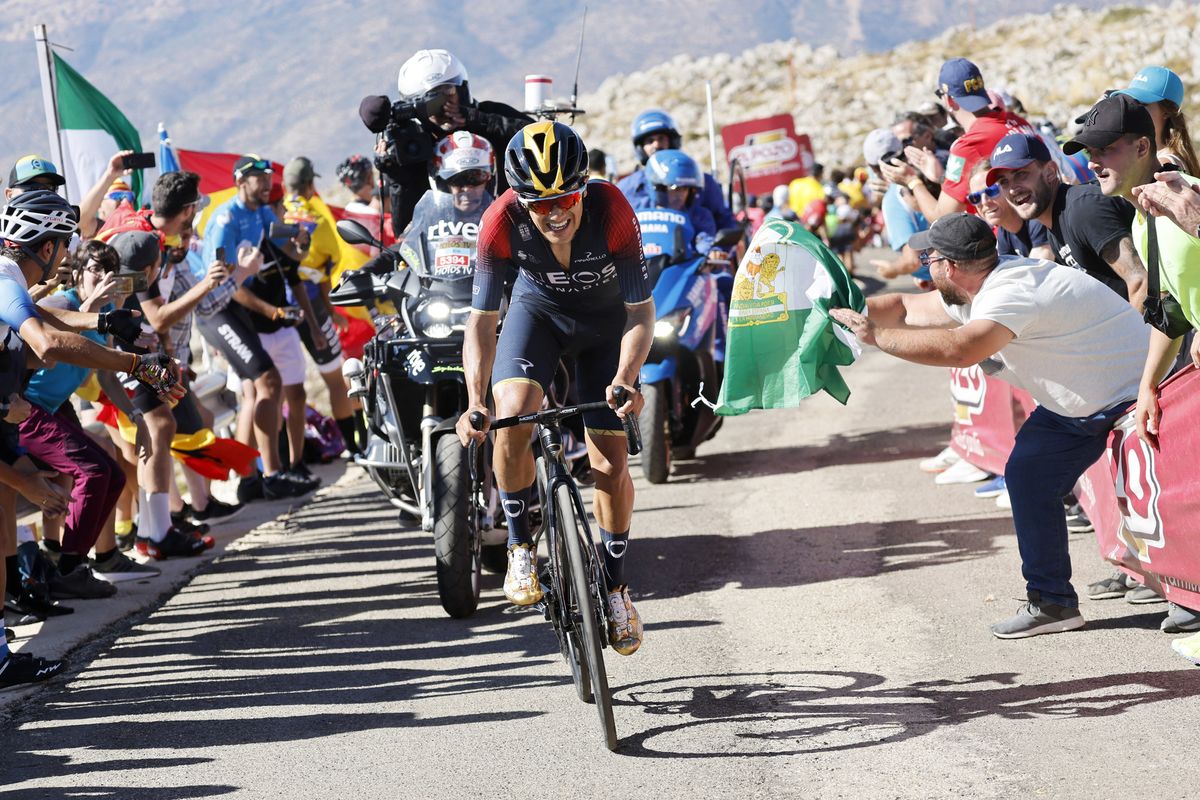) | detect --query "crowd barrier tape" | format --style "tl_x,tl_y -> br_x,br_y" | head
1076,364 -> 1200,612
947,366 -> 1034,476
